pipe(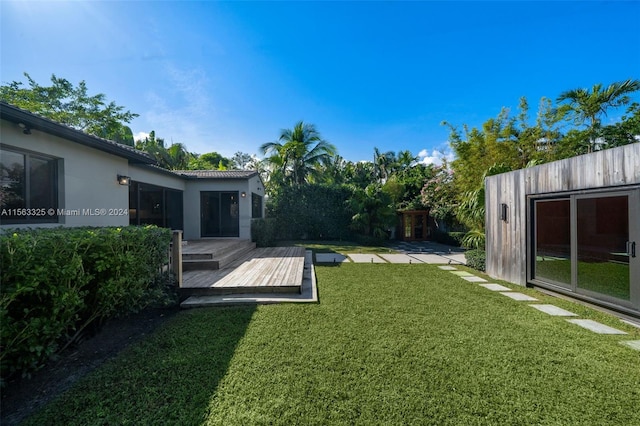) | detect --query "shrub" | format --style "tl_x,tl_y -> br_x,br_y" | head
251,218 -> 277,247
0,226 -> 172,383
268,184 -> 353,240
465,249 -> 486,272
461,229 -> 486,250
